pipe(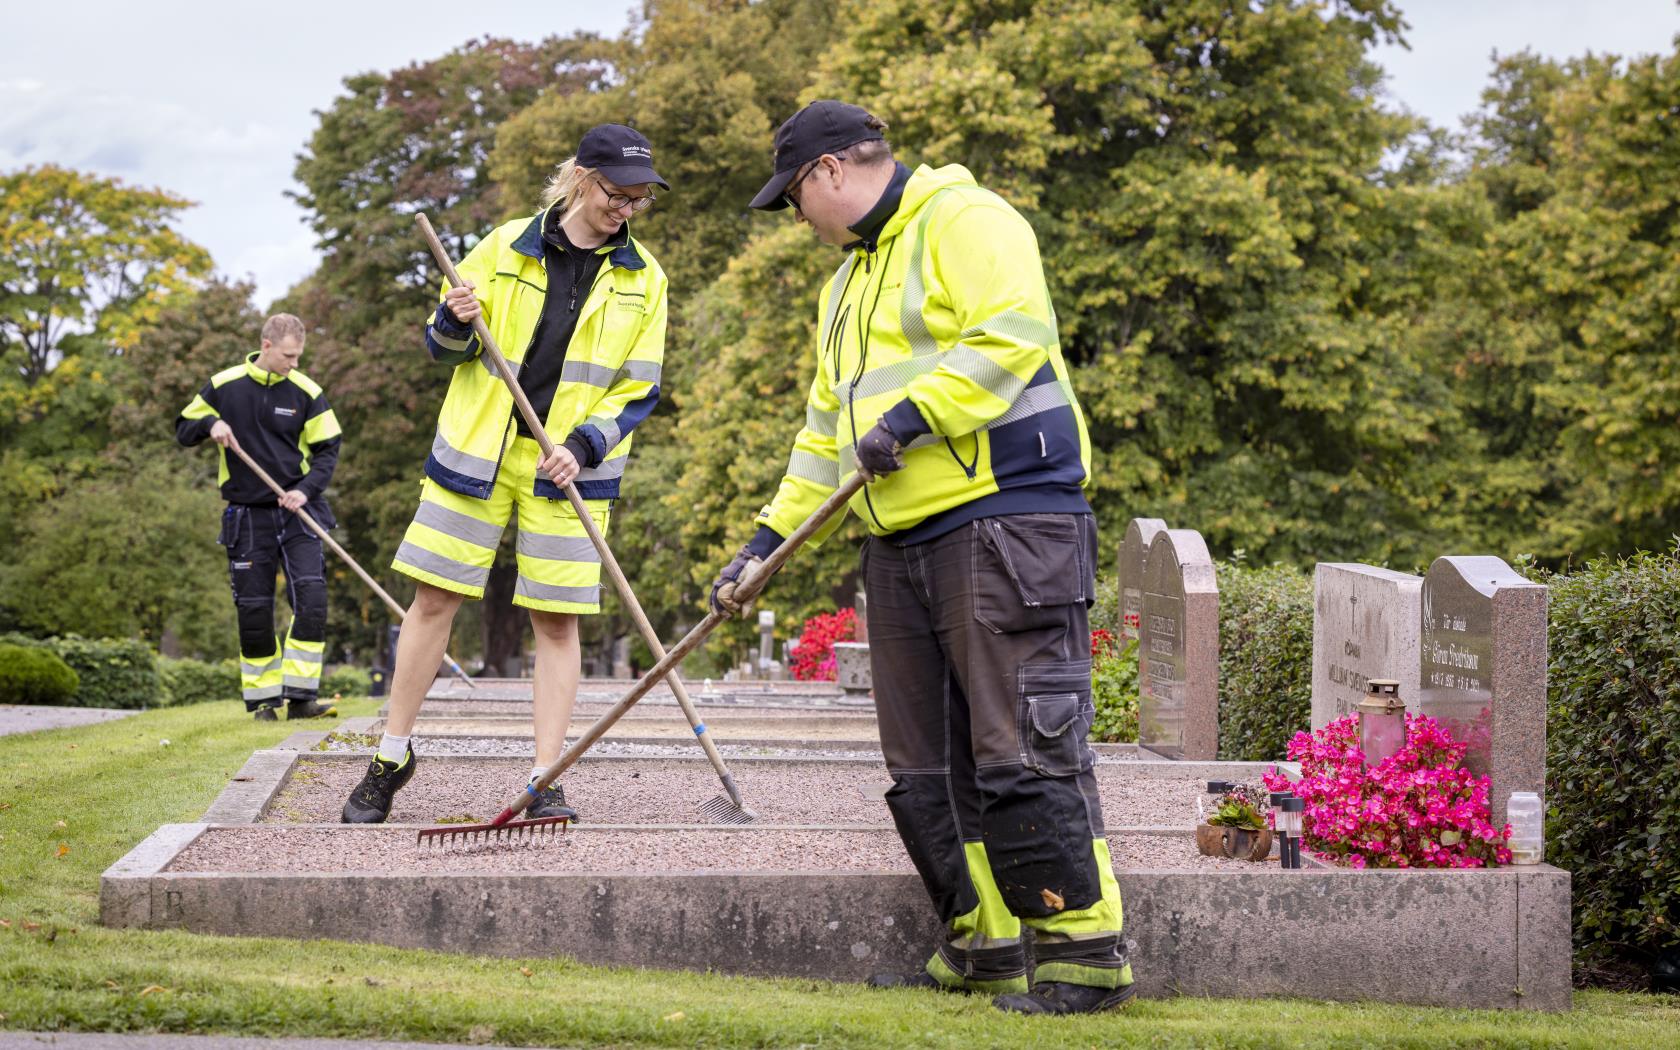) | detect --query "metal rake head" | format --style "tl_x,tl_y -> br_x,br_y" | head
699,795 -> 758,825
416,815 -> 571,848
